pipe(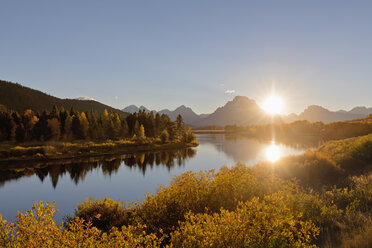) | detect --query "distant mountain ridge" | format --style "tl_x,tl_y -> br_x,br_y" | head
121,104 -> 203,125
0,80 -> 126,115
122,105 -> 154,114
124,96 -> 372,126
287,105 -> 368,123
